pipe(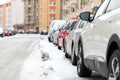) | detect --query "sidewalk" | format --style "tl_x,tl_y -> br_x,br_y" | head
18,35 -> 79,80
